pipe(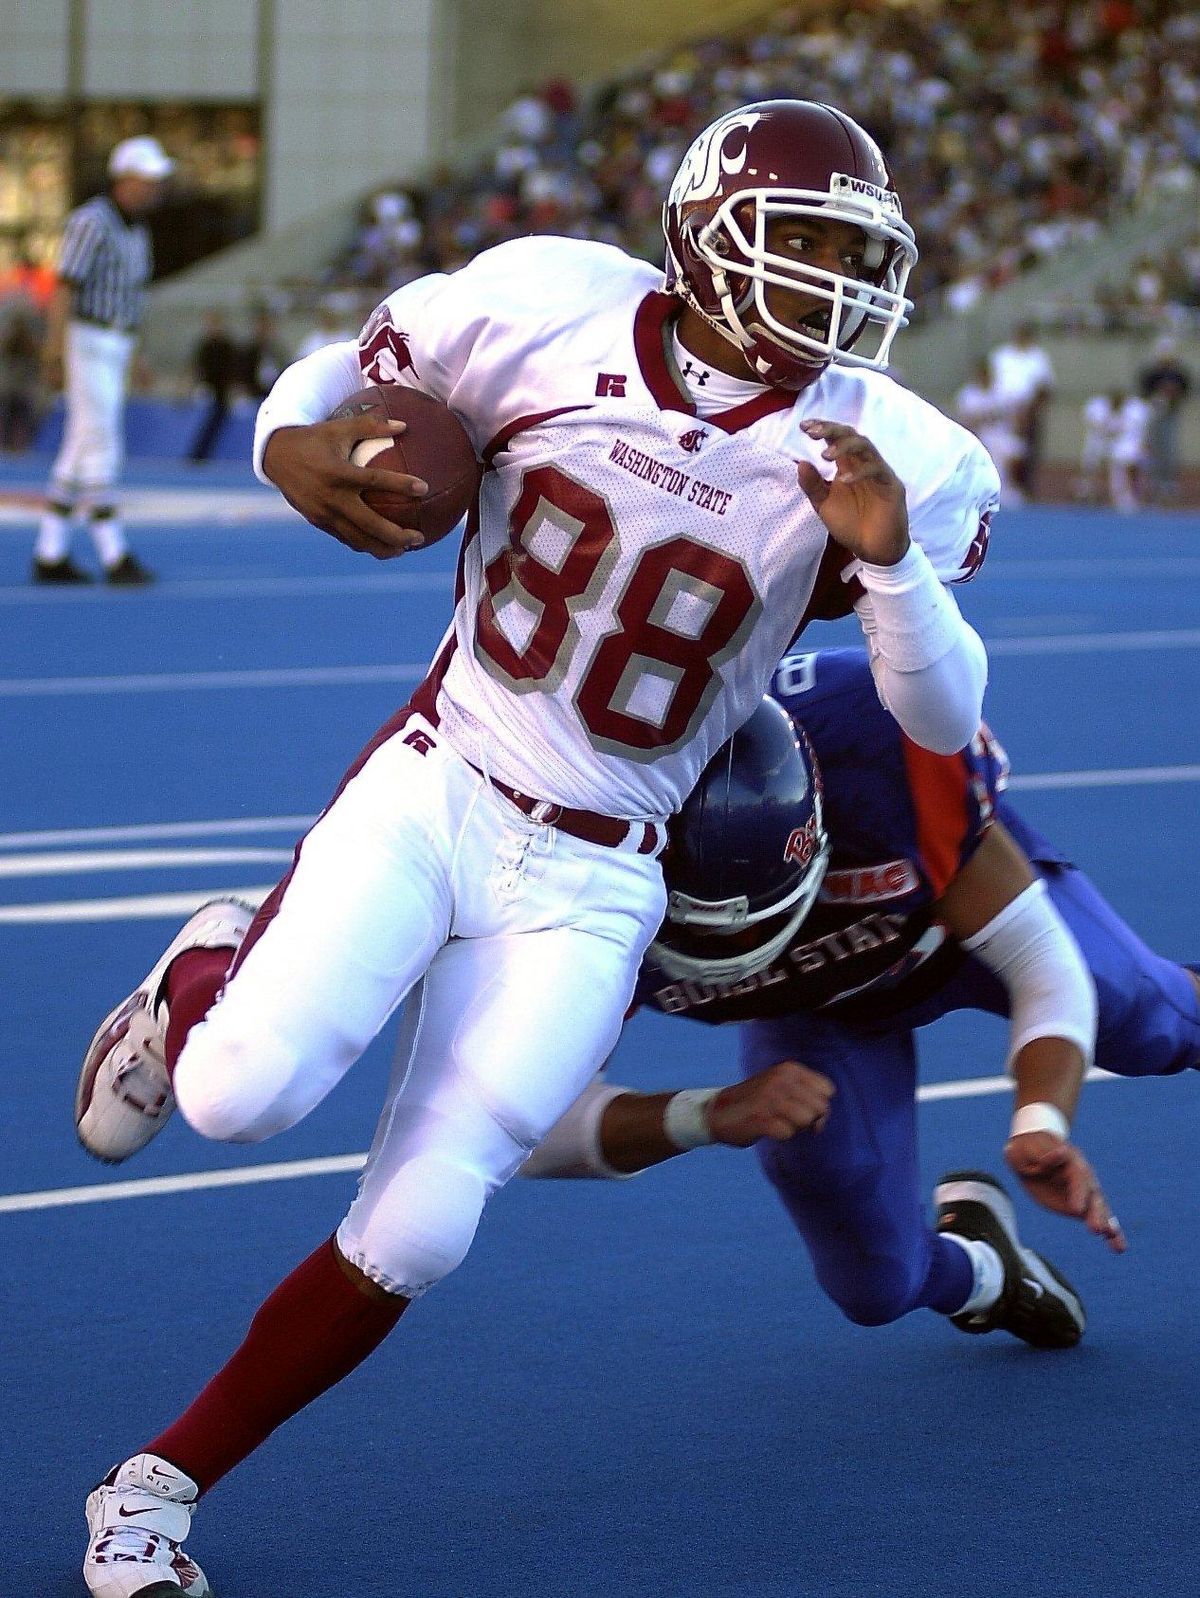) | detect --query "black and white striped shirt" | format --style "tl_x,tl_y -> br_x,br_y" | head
58,195 -> 153,332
